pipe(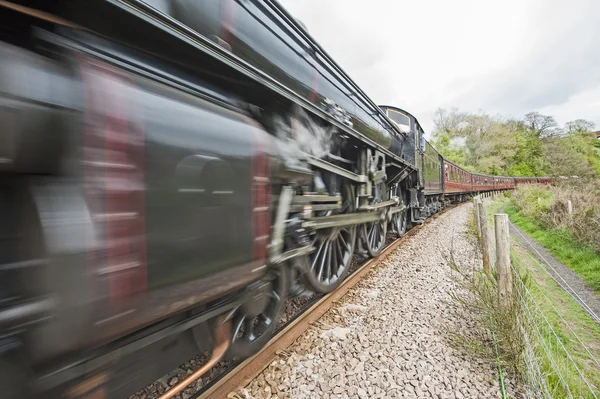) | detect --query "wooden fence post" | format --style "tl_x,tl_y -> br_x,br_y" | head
477,200 -> 491,275
495,213 -> 512,307
473,196 -> 481,237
